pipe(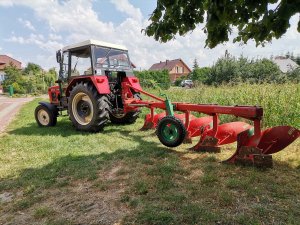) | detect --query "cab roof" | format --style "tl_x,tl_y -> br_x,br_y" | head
62,39 -> 128,51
